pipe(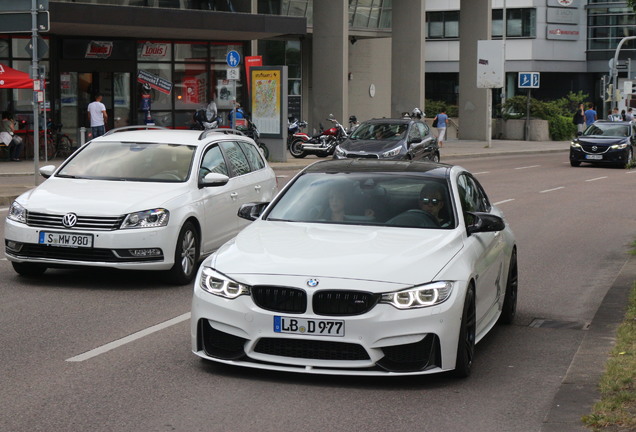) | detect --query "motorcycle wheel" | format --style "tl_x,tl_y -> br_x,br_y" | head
289,138 -> 307,158
258,142 -> 270,160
